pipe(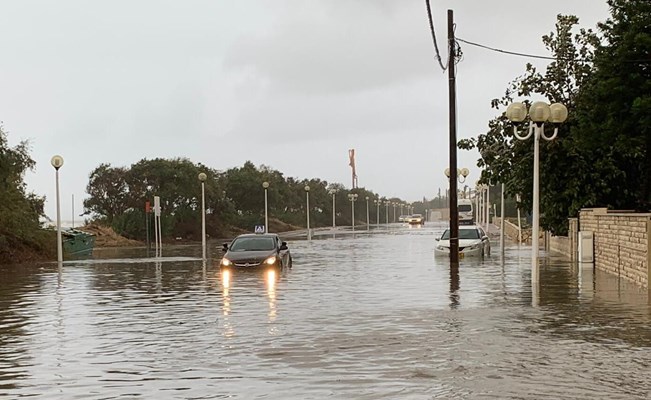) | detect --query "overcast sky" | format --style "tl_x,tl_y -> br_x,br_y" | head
0,0 -> 610,223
